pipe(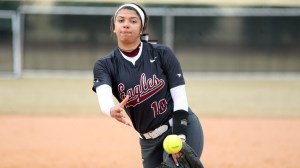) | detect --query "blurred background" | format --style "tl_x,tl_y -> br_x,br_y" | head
1,0 -> 300,77
1,0 -> 300,117
1,1 -> 300,168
